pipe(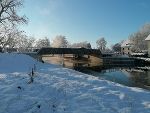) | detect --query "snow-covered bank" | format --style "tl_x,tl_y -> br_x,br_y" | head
0,53 -> 150,113
0,53 -> 37,73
